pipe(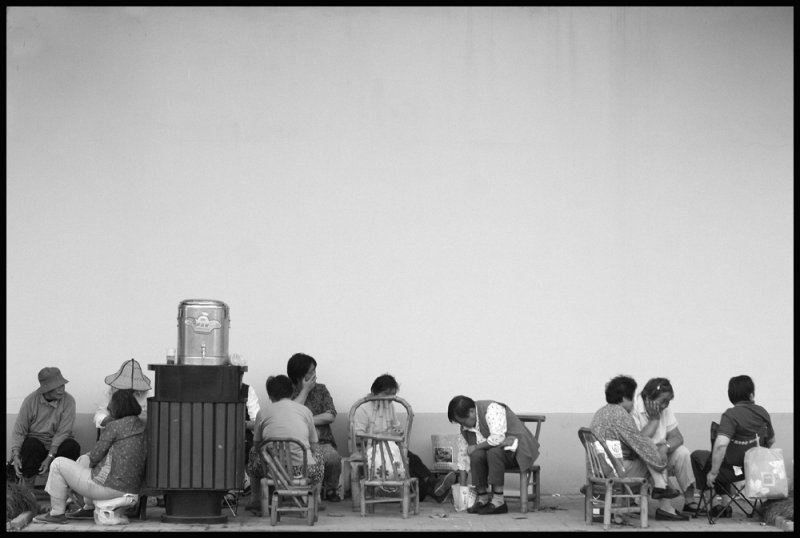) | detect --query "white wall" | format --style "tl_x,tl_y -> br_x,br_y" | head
7,7 -> 793,417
